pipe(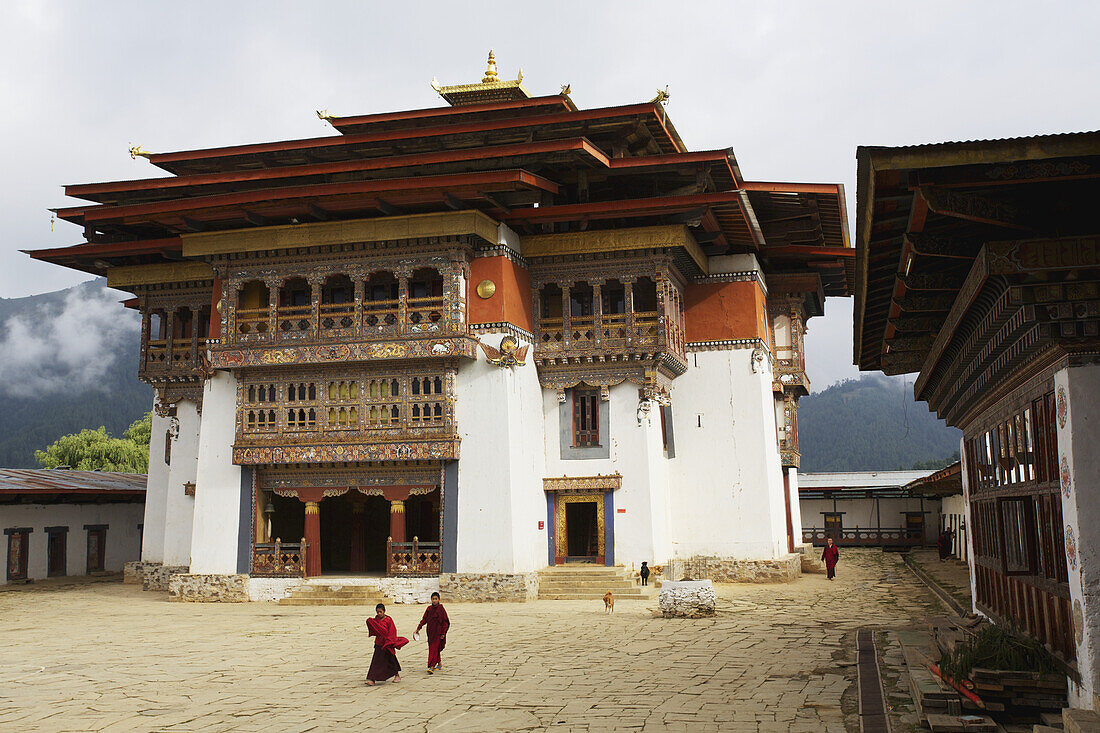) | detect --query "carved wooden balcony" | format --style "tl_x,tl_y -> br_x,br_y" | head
232,373 -> 460,465
535,310 -> 684,368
